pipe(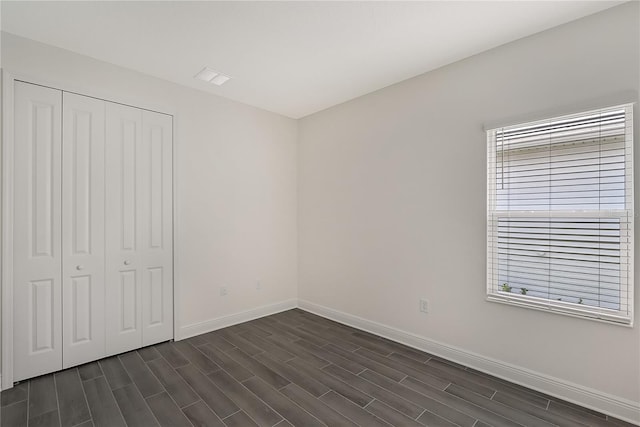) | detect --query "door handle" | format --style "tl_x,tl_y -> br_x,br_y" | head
76,265 -> 84,271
